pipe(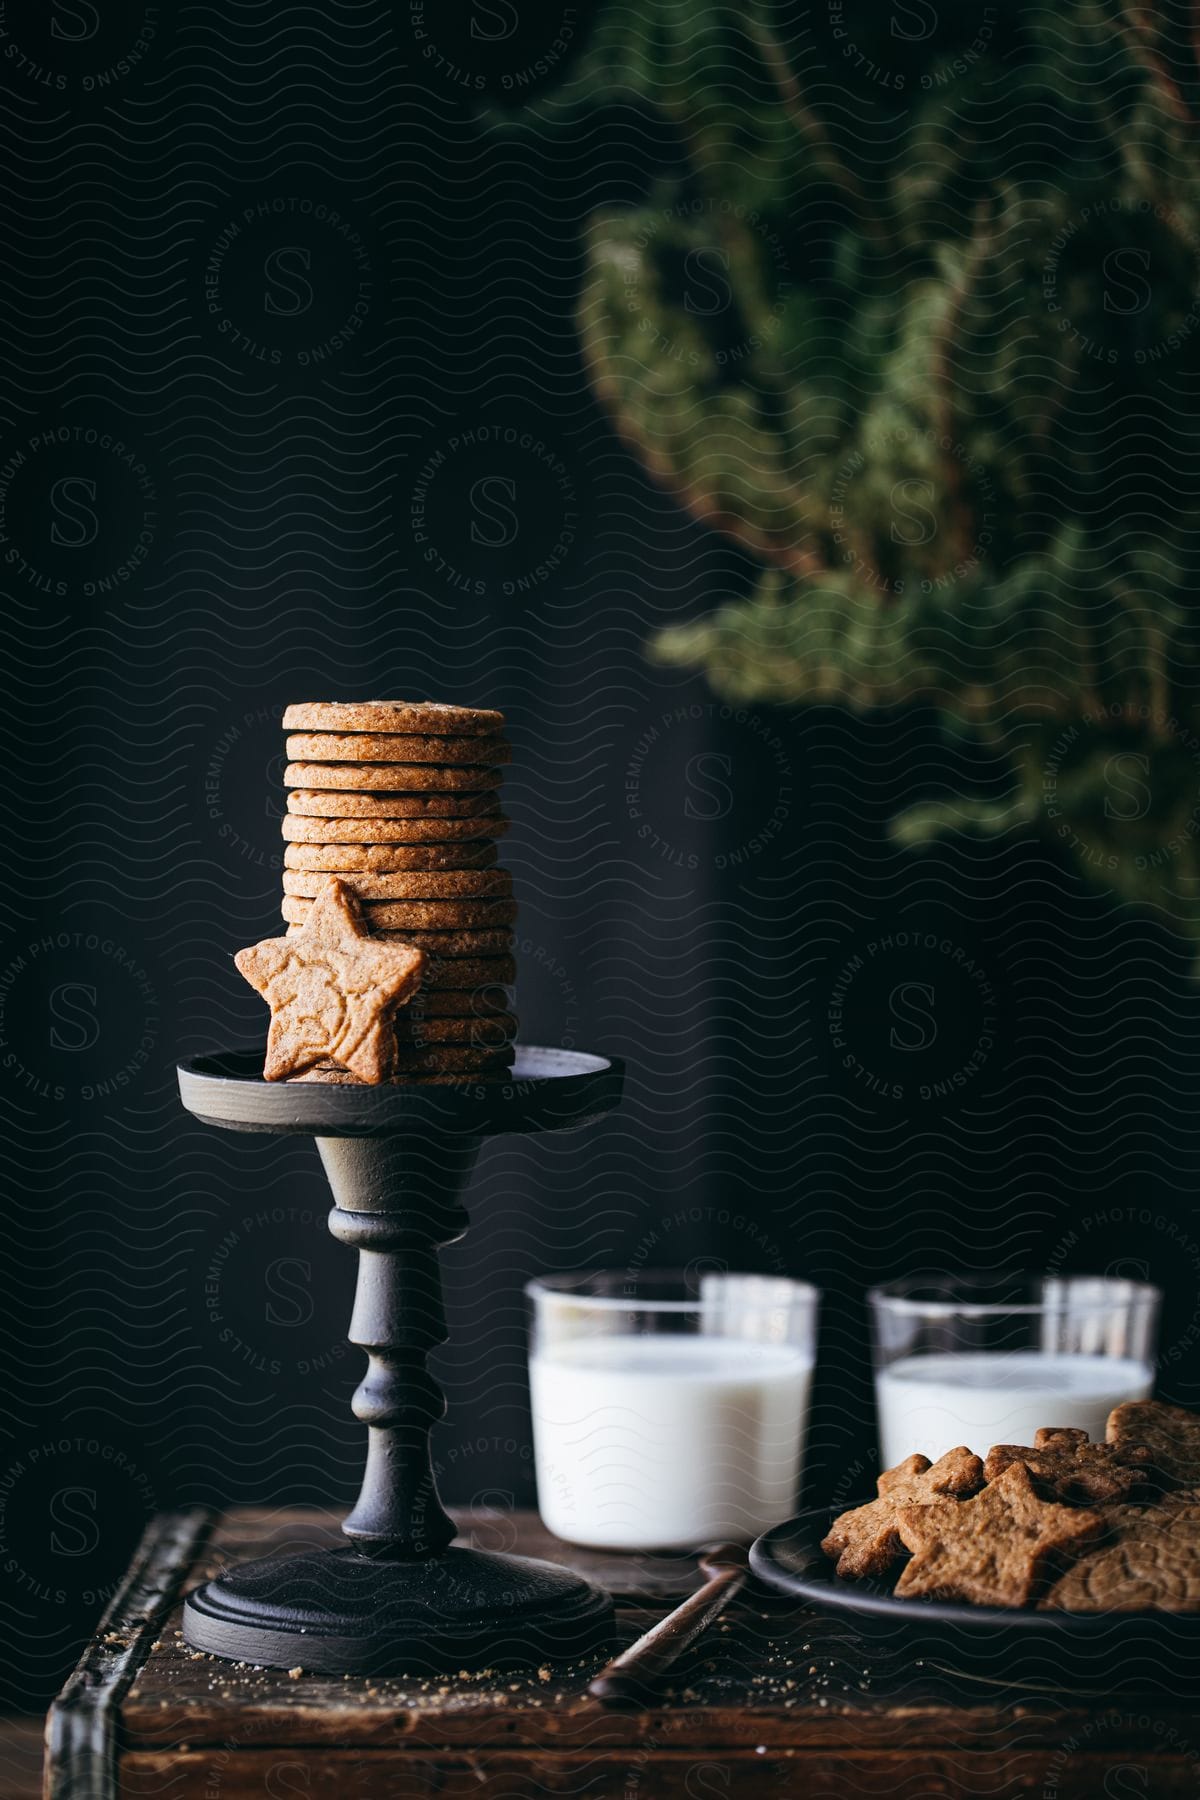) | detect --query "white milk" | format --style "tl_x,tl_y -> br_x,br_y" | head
529,1334 -> 813,1550
875,1350 -> 1154,1465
